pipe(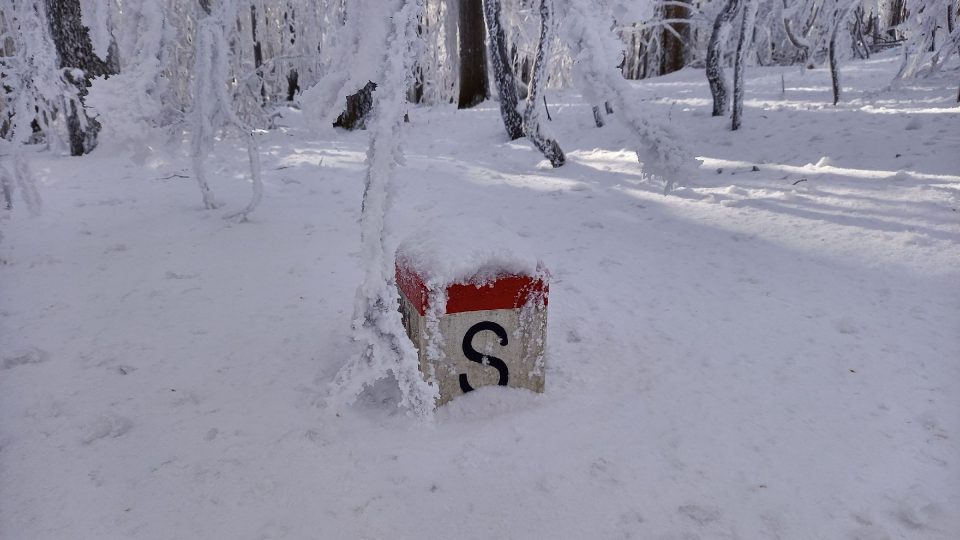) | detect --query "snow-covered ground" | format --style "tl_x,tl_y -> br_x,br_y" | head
2,52 -> 958,539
